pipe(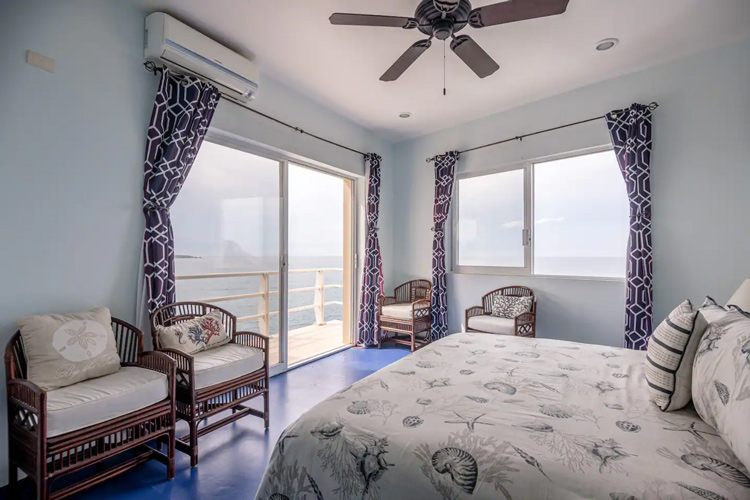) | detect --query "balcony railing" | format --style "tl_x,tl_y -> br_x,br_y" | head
175,268 -> 344,337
